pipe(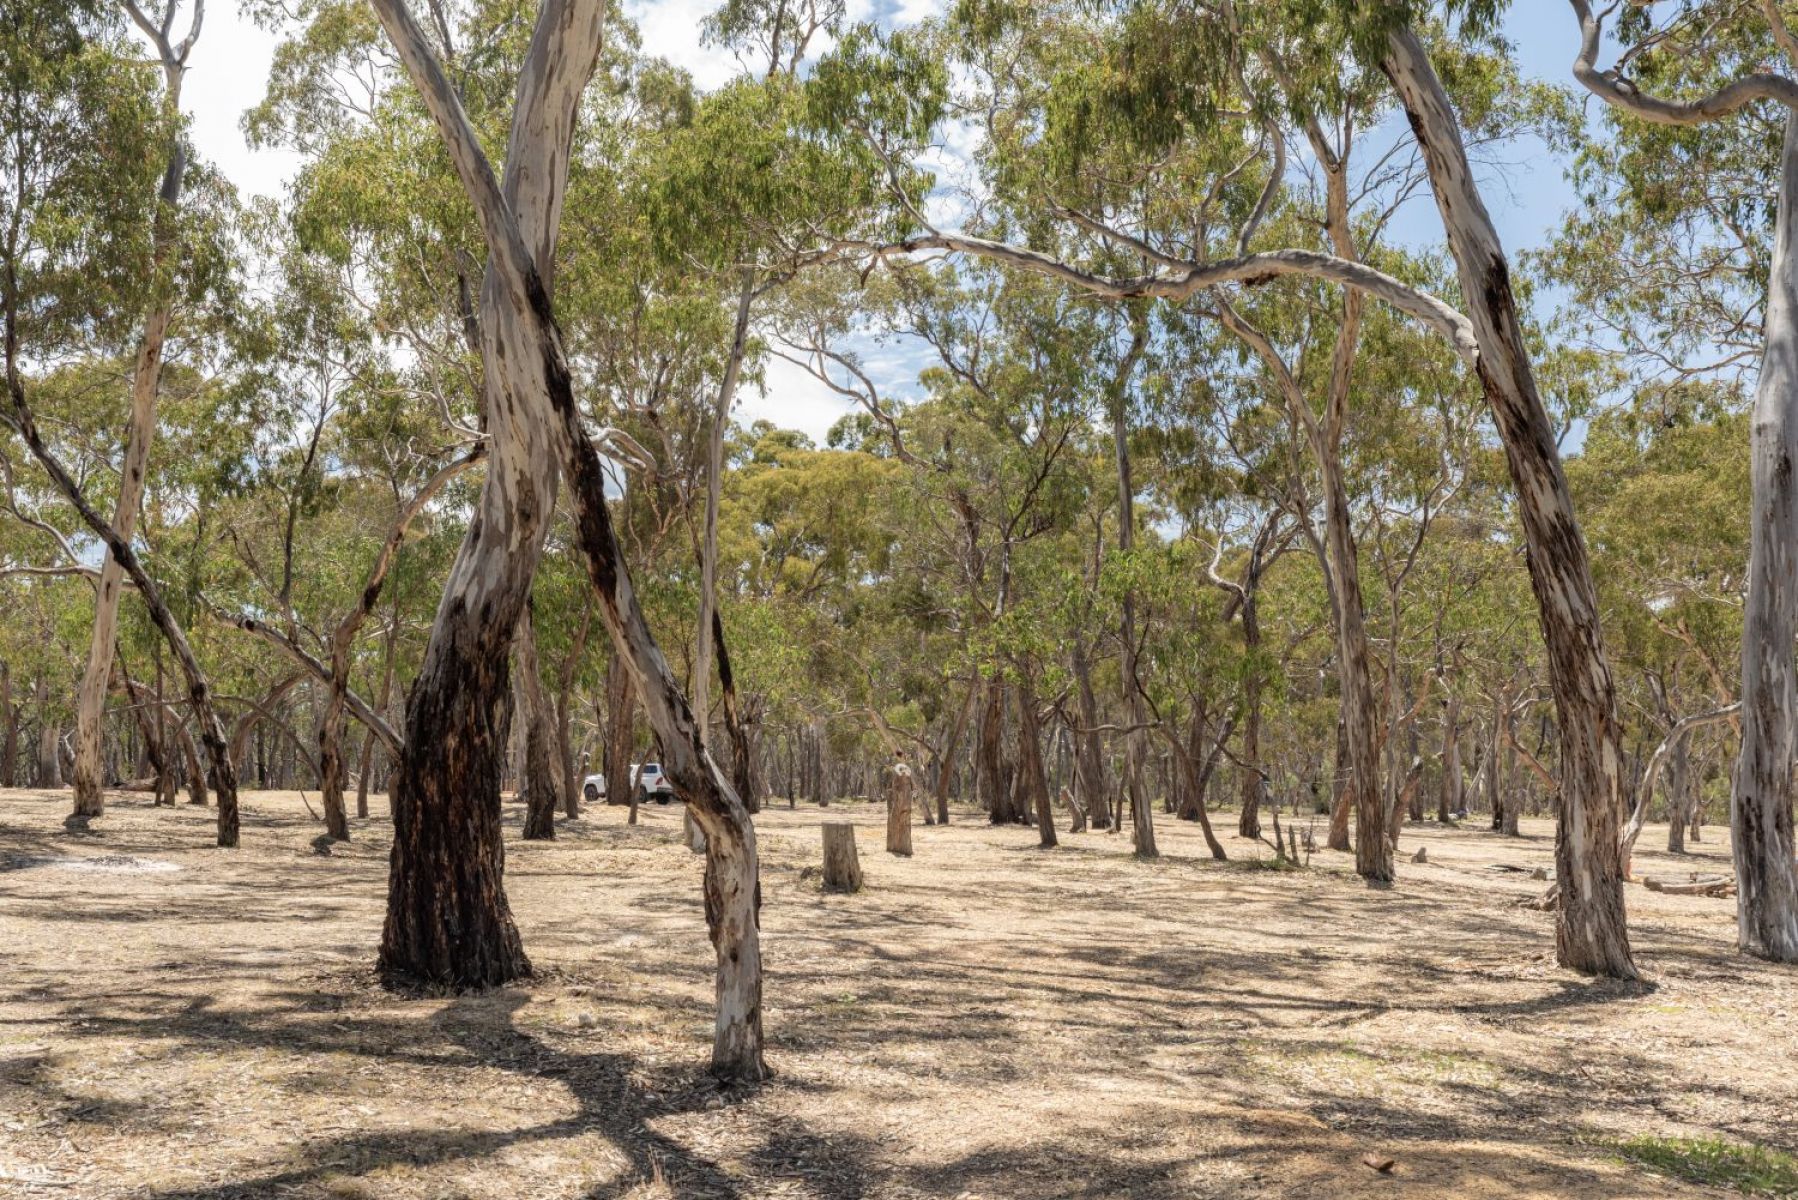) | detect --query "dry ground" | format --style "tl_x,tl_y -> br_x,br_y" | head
0,788 -> 1793,1199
